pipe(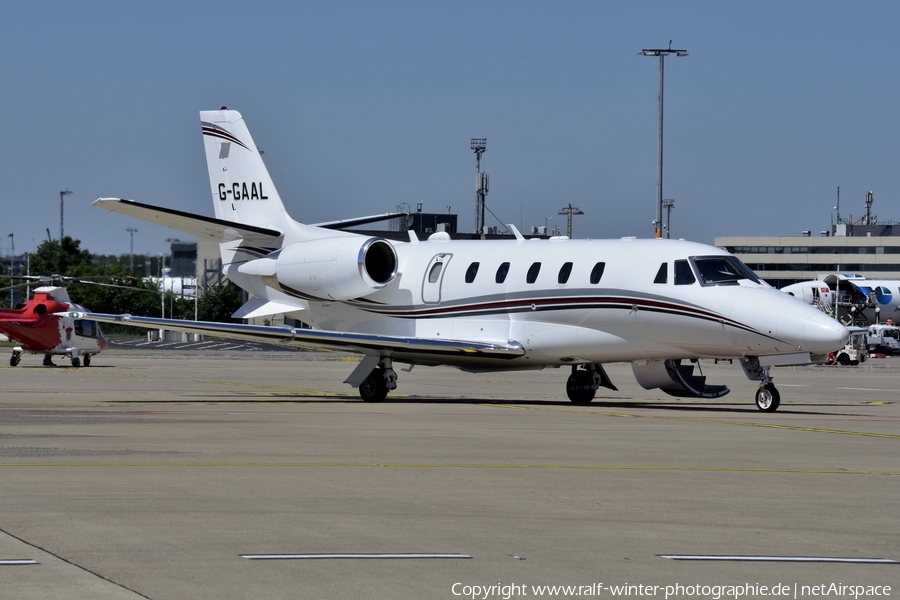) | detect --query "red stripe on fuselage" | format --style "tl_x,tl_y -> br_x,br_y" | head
361,295 -> 730,324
